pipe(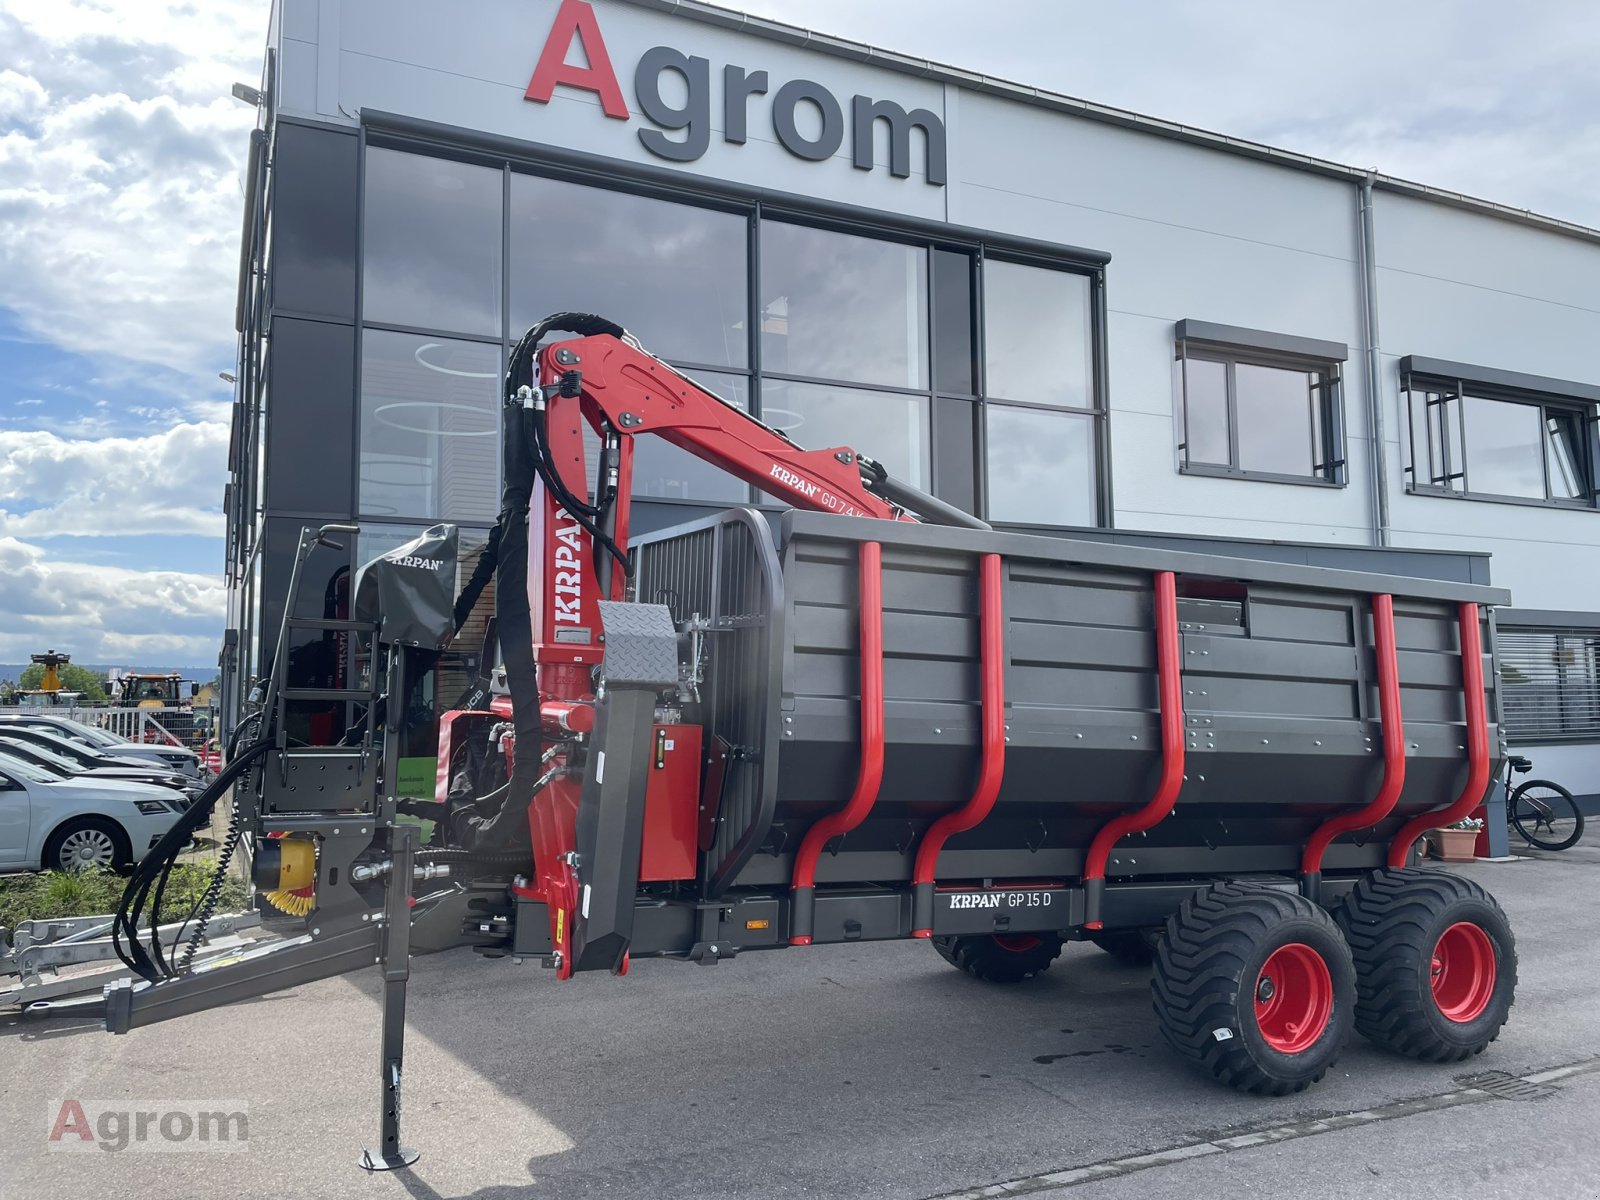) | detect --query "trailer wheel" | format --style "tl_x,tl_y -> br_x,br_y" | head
1152,883 -> 1354,1095
1335,868 -> 1516,1062
1090,929 -> 1159,966
931,933 -> 1063,983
